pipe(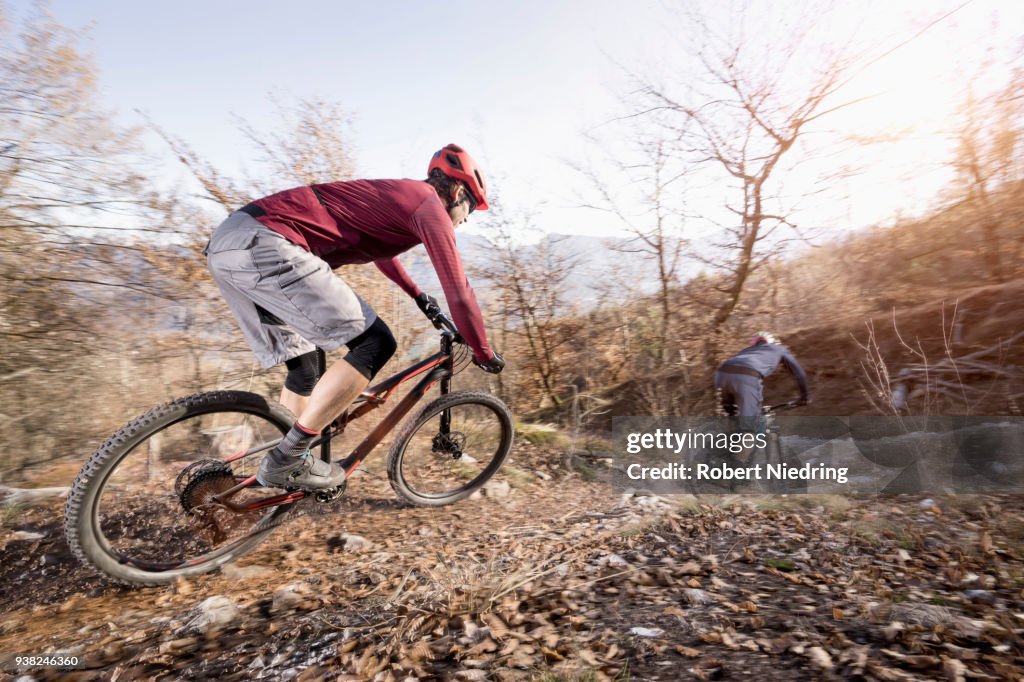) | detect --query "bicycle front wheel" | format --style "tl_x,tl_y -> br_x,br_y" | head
387,391 -> 513,506
64,391 -> 298,586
